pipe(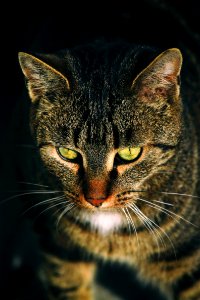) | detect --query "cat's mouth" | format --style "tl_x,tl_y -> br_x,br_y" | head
62,188 -> 139,210
73,192 -> 139,210
60,189 -> 165,235
61,191 -> 141,235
